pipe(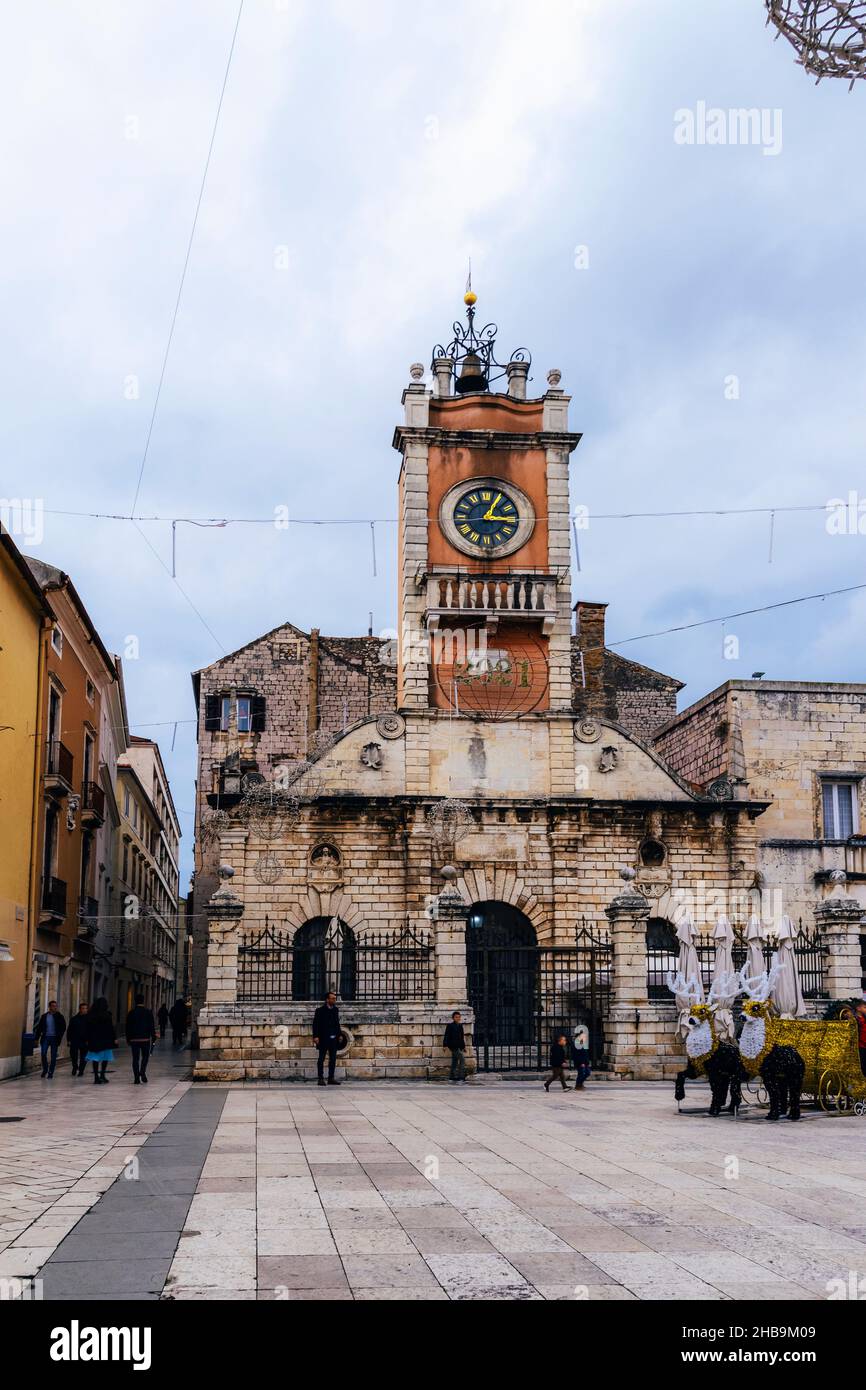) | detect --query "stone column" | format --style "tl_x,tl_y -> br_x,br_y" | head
203,865 -> 244,1007
432,357 -> 453,398
814,876 -> 865,1000
432,866 -> 470,1006
604,867 -> 658,1079
505,359 -> 529,400
429,865 -> 474,1077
